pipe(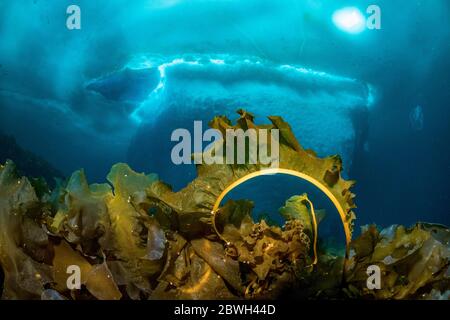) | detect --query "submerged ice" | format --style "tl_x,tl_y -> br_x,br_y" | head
87,54 -> 373,185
